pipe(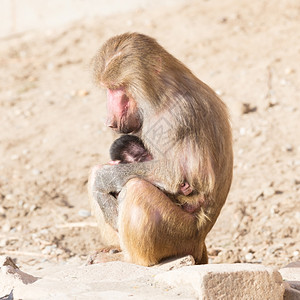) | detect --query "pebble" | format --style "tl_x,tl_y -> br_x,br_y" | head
237,149 -> 244,156
78,210 -> 91,217
263,187 -> 275,198
245,253 -> 253,261
2,221 -> 10,232
47,63 -> 54,70
22,149 -> 29,155
42,244 -> 57,255
284,67 -> 294,75
5,194 -> 14,201
242,103 -> 257,114
280,79 -> 287,86
32,169 -> 40,176
270,205 -> 279,215
77,89 -> 89,97
293,160 -> 300,166
293,250 -> 299,257
215,90 -> 223,96
30,204 -> 37,212
10,154 -> 19,161
268,99 -> 278,108
0,239 -> 7,247
109,249 -> 120,254
267,245 -> 283,254
239,127 -> 246,136
283,144 -> 293,152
